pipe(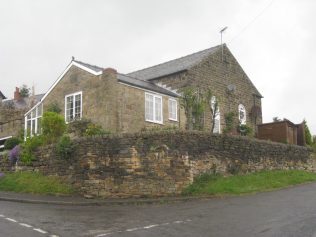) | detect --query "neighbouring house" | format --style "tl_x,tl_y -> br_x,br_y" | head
257,119 -> 306,146
0,91 -> 6,101
0,87 -> 43,149
24,44 -> 263,136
